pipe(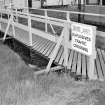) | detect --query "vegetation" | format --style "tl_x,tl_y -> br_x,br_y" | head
0,42 -> 105,105
1,7 -> 105,105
